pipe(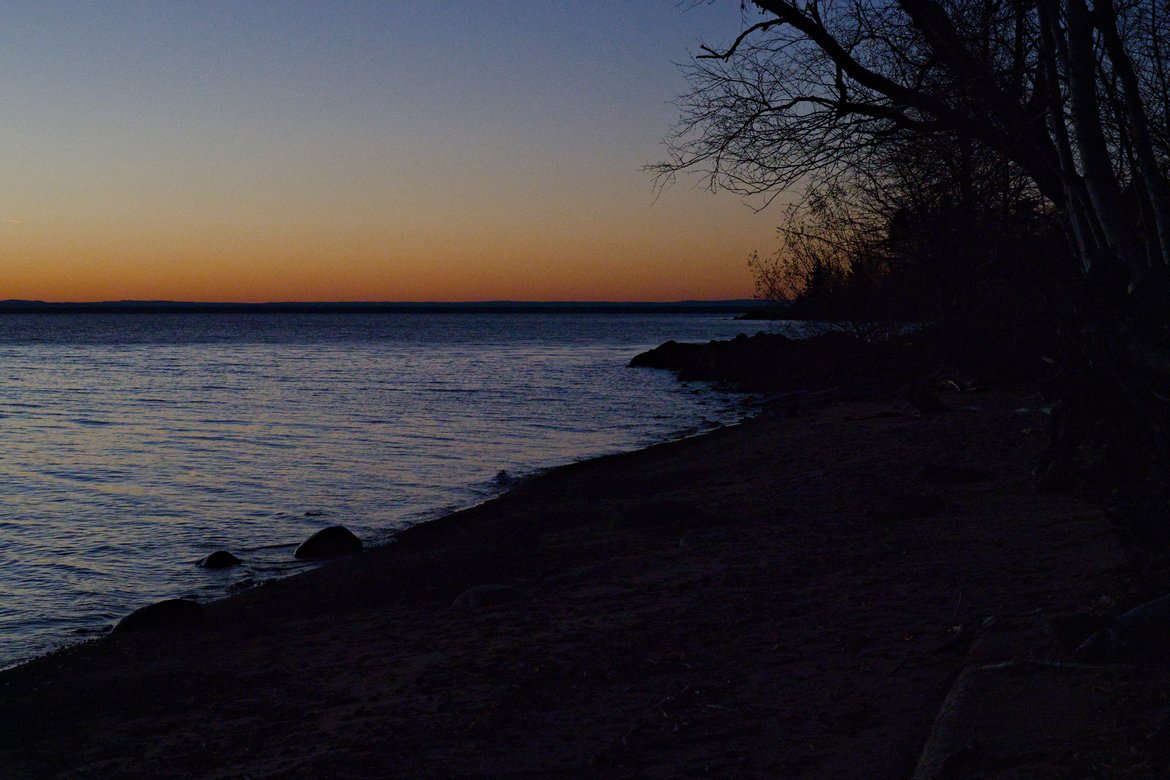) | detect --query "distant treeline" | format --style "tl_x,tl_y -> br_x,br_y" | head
0,300 -> 761,315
